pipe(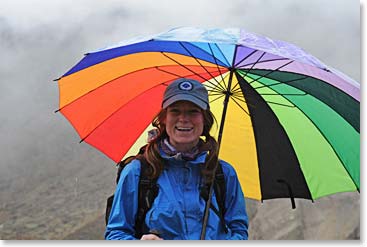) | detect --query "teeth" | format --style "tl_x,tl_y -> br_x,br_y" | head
176,127 -> 193,131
